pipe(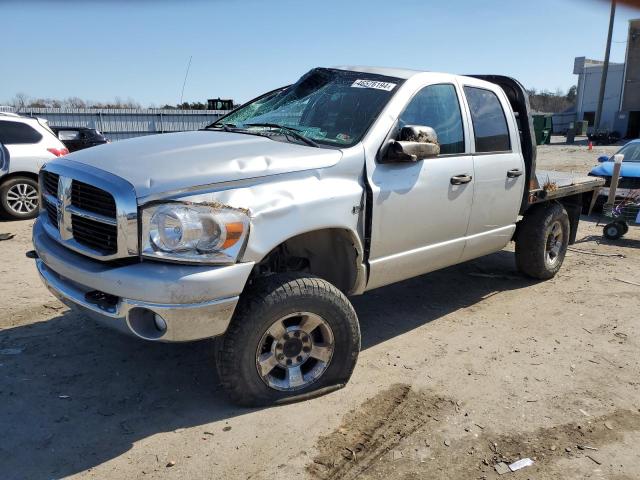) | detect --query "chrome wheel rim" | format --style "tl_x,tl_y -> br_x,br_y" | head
255,312 -> 334,392
6,183 -> 39,214
545,220 -> 563,266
